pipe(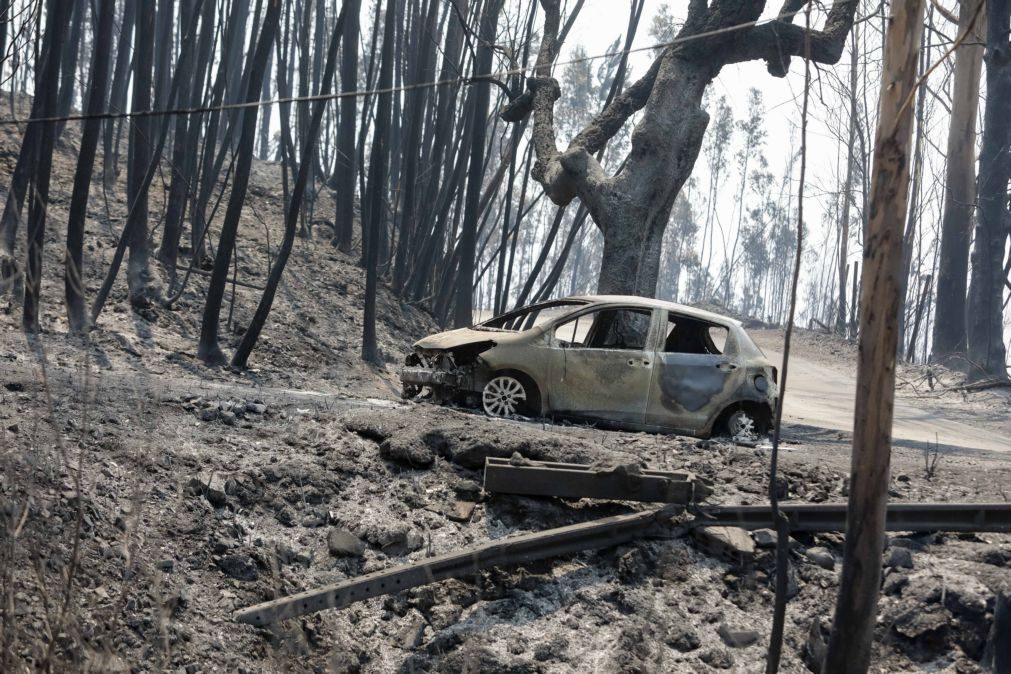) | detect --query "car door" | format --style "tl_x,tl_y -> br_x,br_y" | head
545,306 -> 658,424
646,312 -> 737,433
